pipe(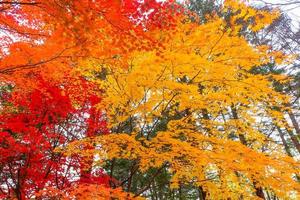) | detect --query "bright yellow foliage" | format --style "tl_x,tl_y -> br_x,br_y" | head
64,1 -> 300,199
